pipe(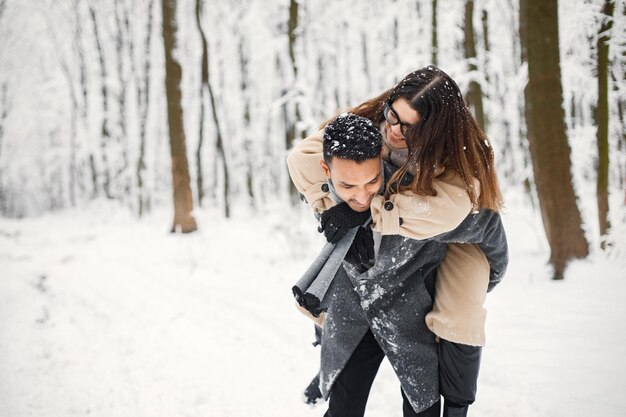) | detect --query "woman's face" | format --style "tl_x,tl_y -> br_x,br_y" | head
383,97 -> 420,150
